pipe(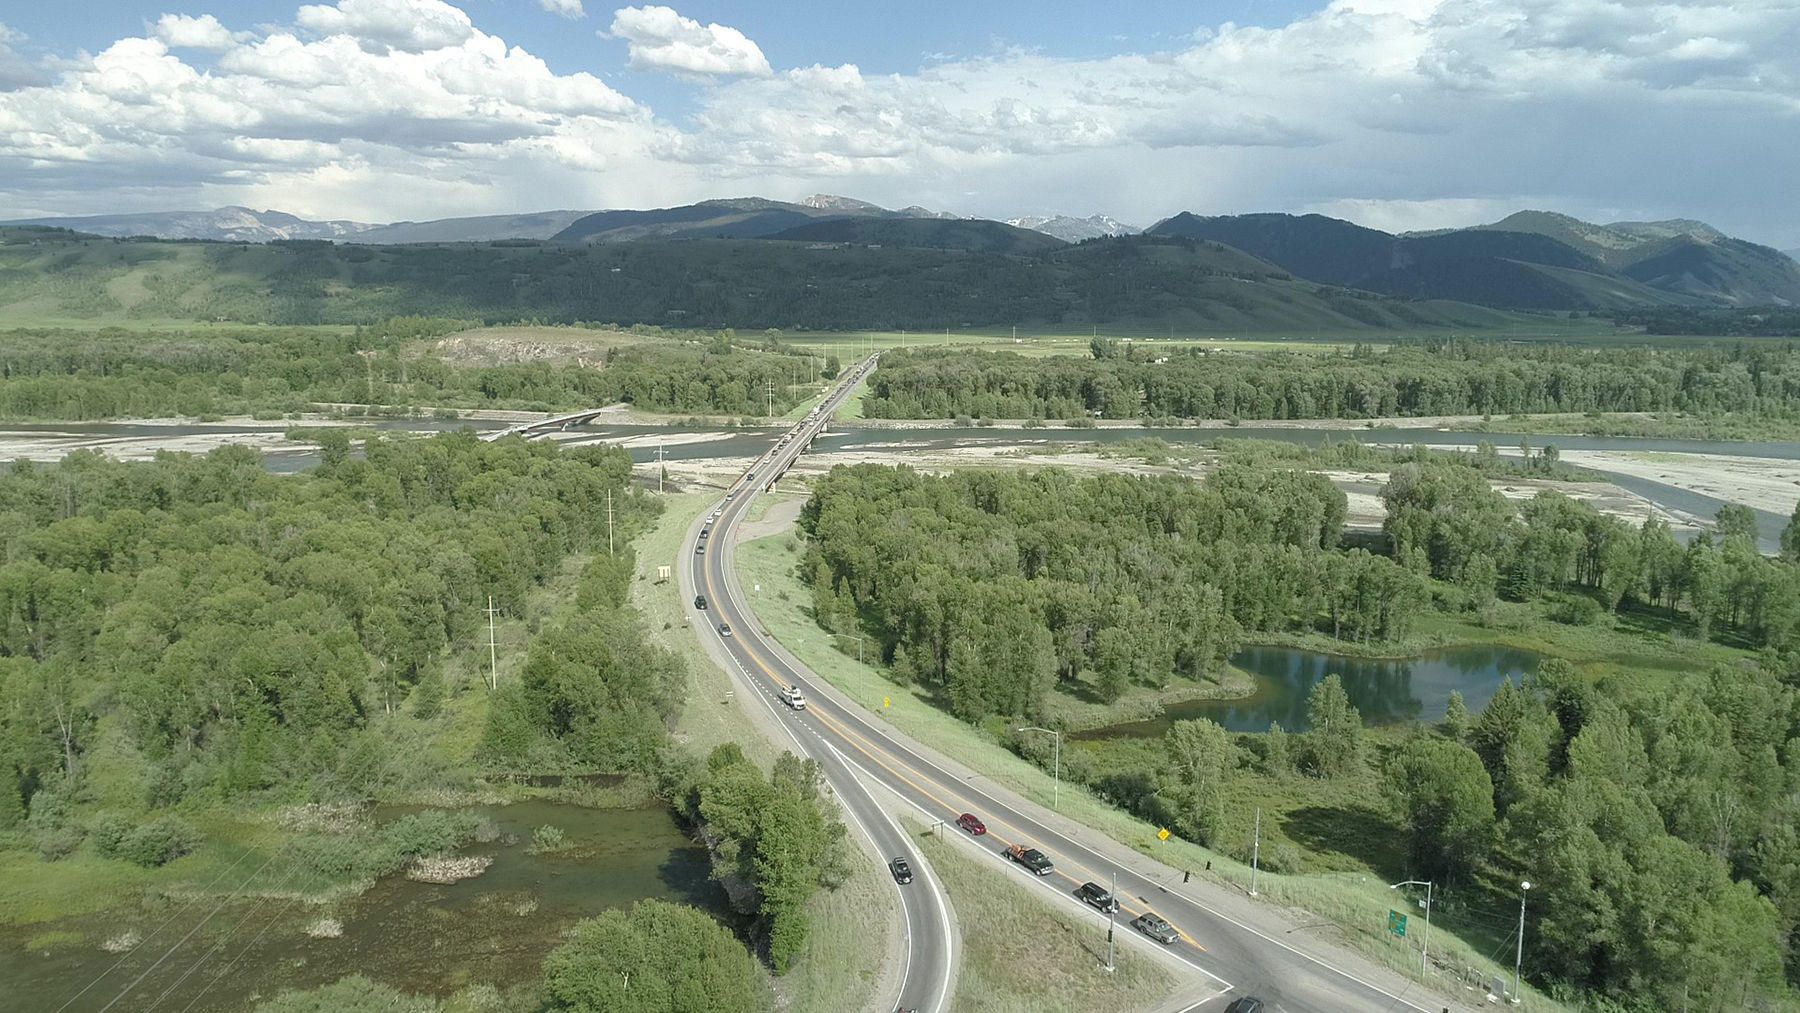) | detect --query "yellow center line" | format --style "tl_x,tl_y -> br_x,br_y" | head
703,529 -> 1202,949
